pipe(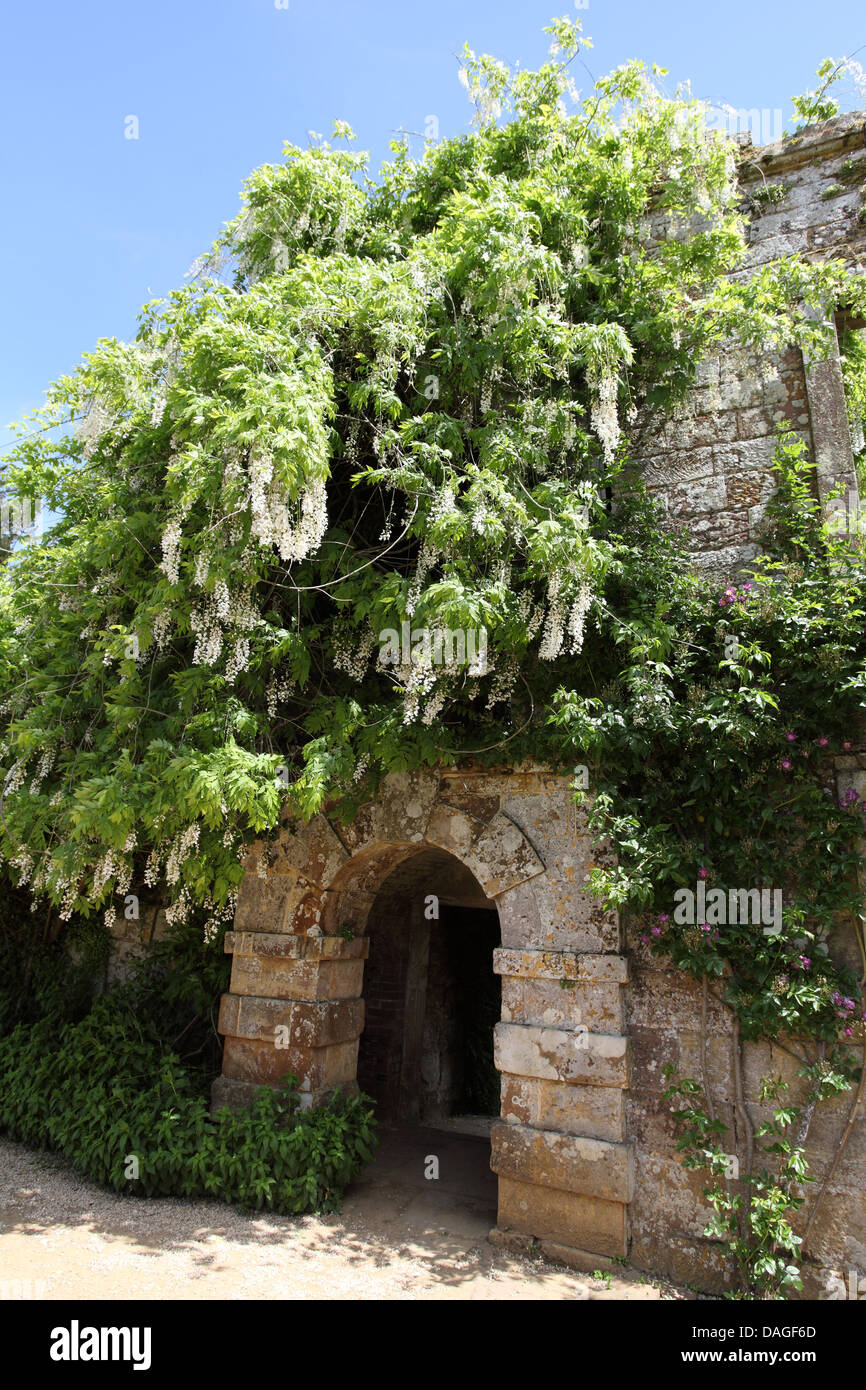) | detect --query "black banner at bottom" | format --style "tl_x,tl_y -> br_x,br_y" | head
0,1295 -> 854,1376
